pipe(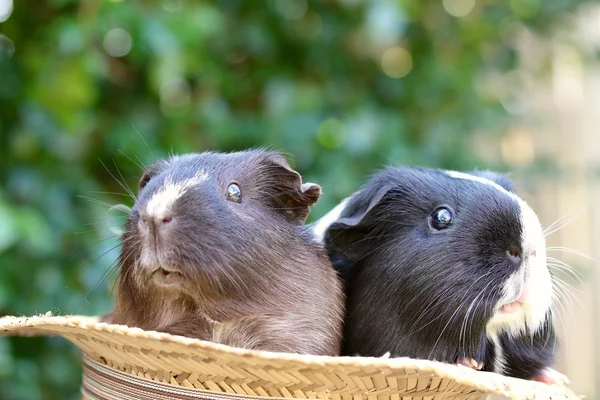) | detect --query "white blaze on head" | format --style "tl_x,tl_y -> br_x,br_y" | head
445,170 -> 552,338
312,196 -> 352,243
145,171 -> 208,217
